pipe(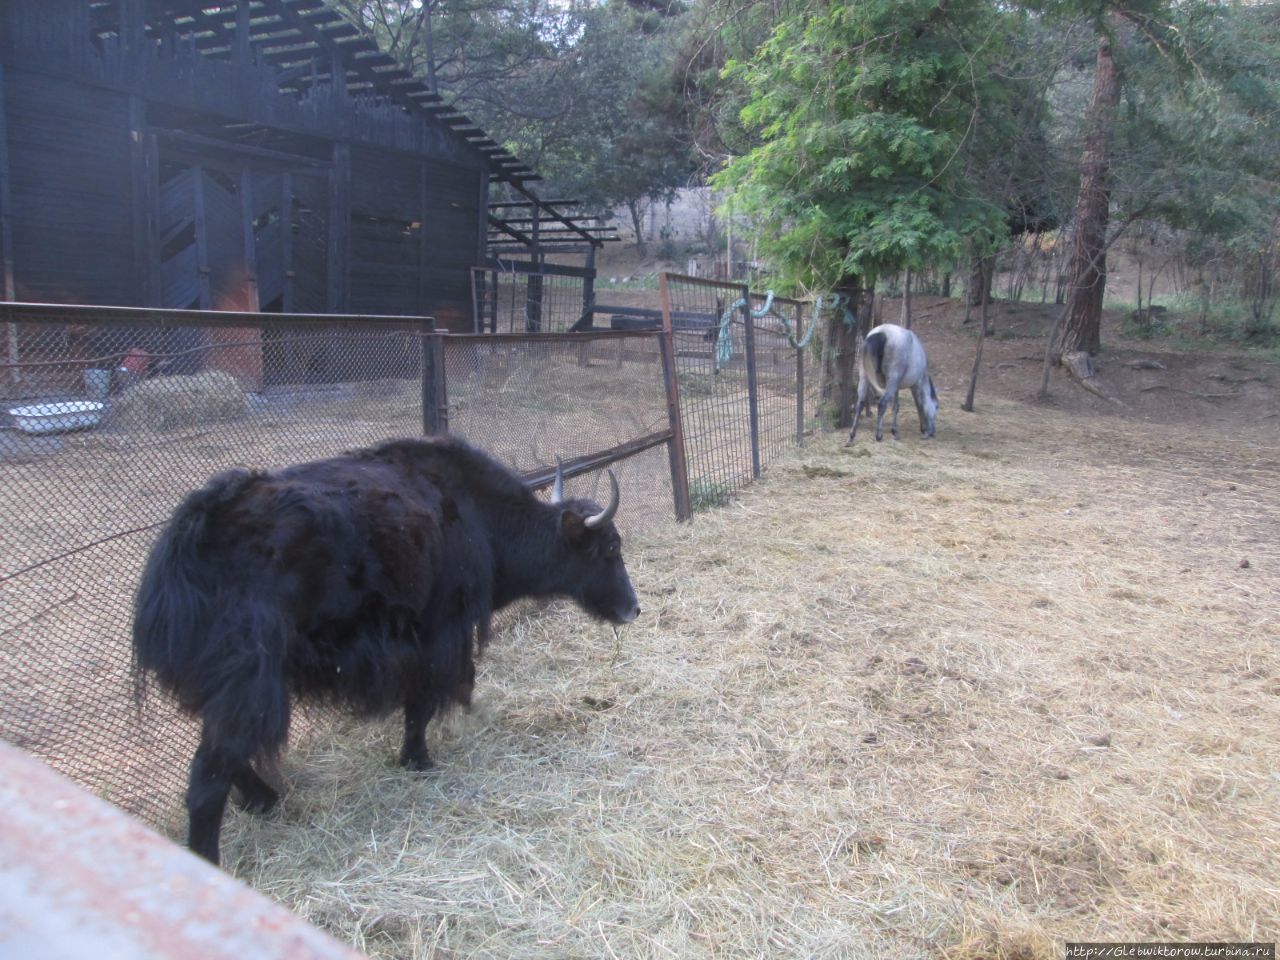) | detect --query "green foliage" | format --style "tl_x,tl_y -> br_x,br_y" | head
690,476 -> 733,511
1111,292 -> 1280,353
712,0 -> 1011,290
330,0 -> 696,224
